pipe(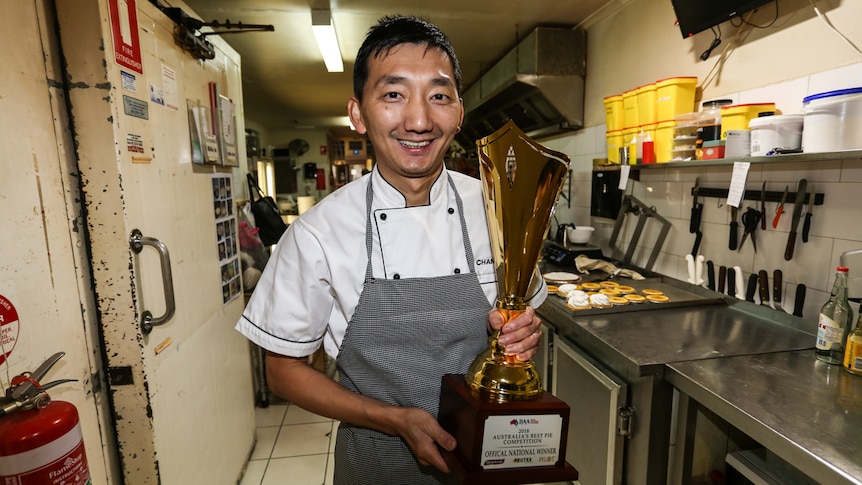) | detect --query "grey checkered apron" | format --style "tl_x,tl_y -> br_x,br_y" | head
333,176 -> 491,484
